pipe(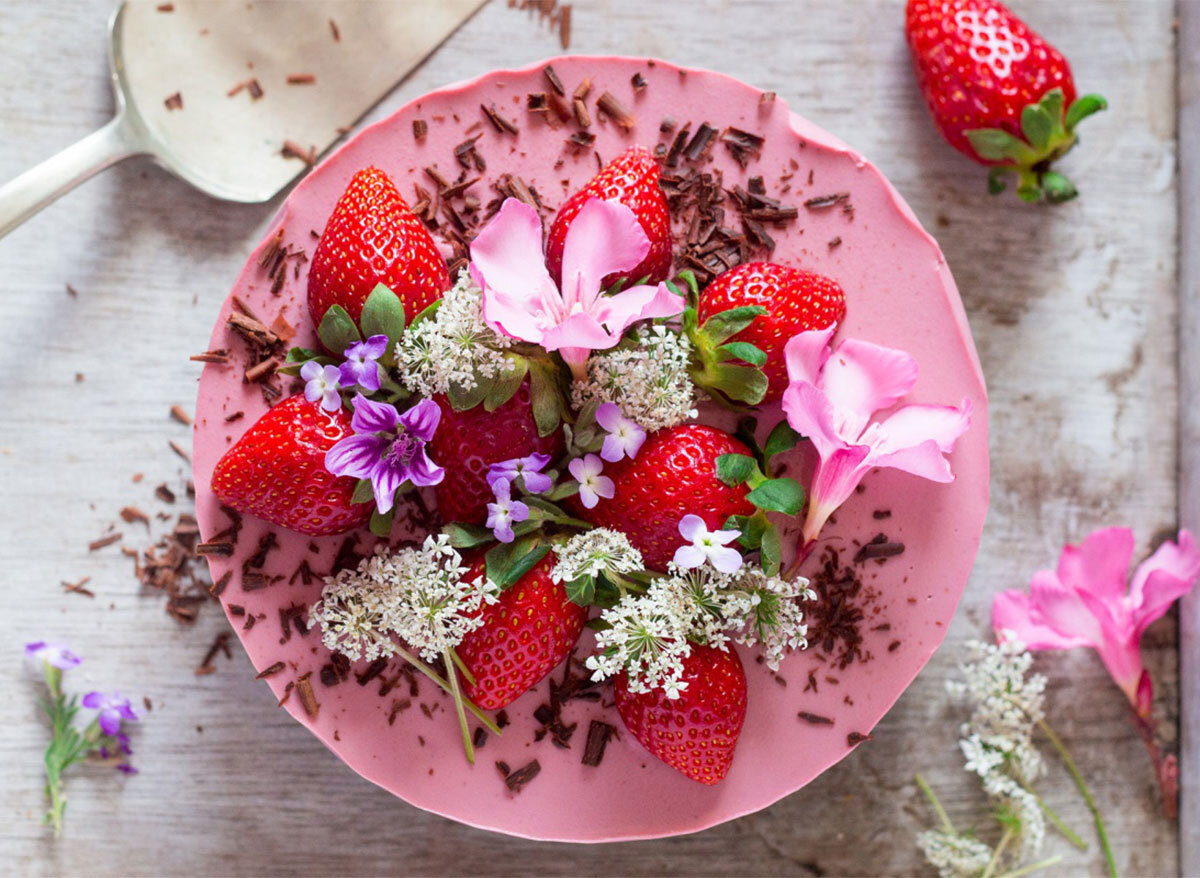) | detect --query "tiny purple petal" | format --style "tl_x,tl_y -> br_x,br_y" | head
368,461 -> 405,513
709,544 -> 745,574
596,402 -> 623,432
678,514 -> 707,543
25,641 -> 82,670
492,478 -> 513,503
116,764 -> 138,775
325,433 -> 388,480
405,448 -> 445,487
509,499 -> 530,524
348,394 -> 400,434
397,398 -> 441,443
